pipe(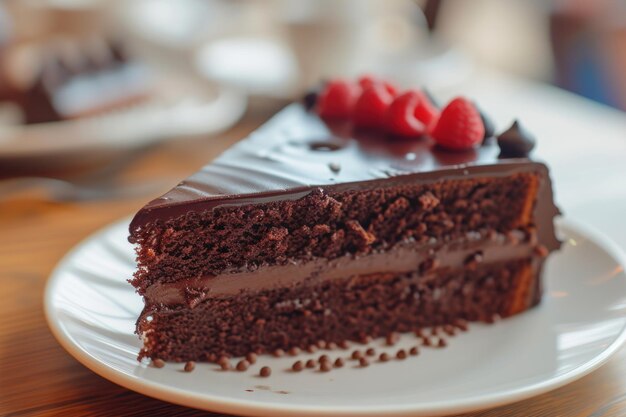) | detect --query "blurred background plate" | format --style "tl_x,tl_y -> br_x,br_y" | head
0,79 -> 246,173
